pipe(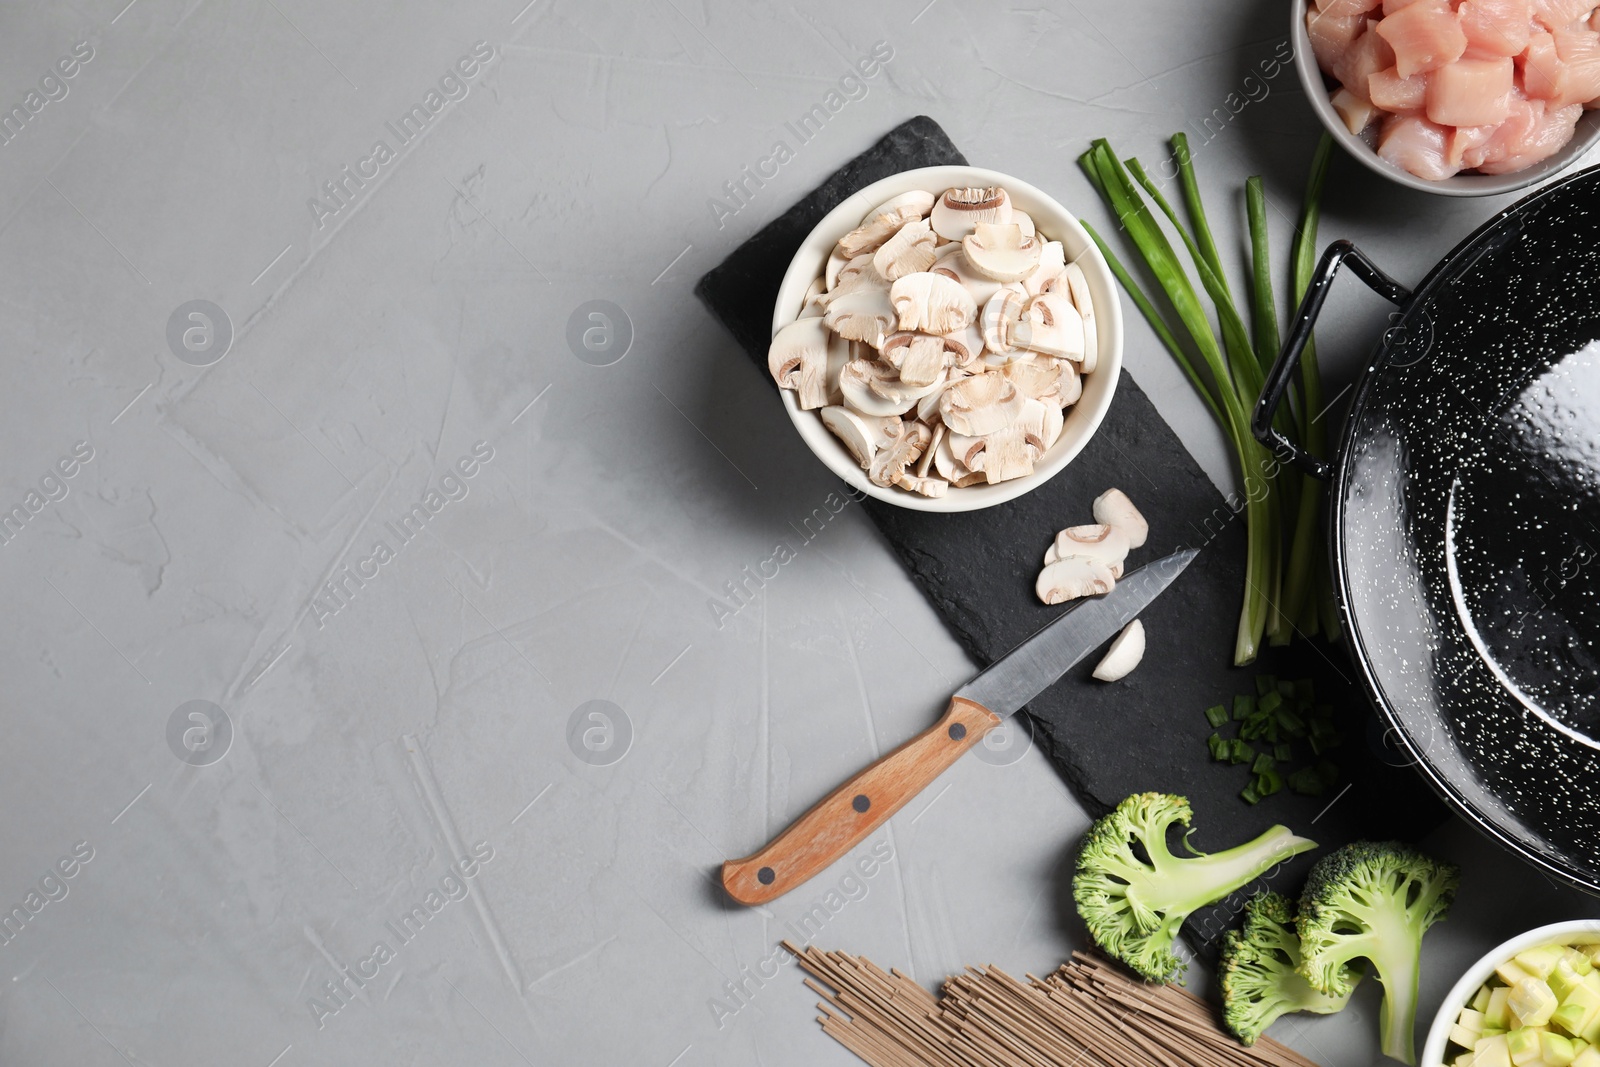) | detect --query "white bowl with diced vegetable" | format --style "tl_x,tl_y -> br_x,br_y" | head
768,166 -> 1123,512
1425,921 -> 1600,1067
